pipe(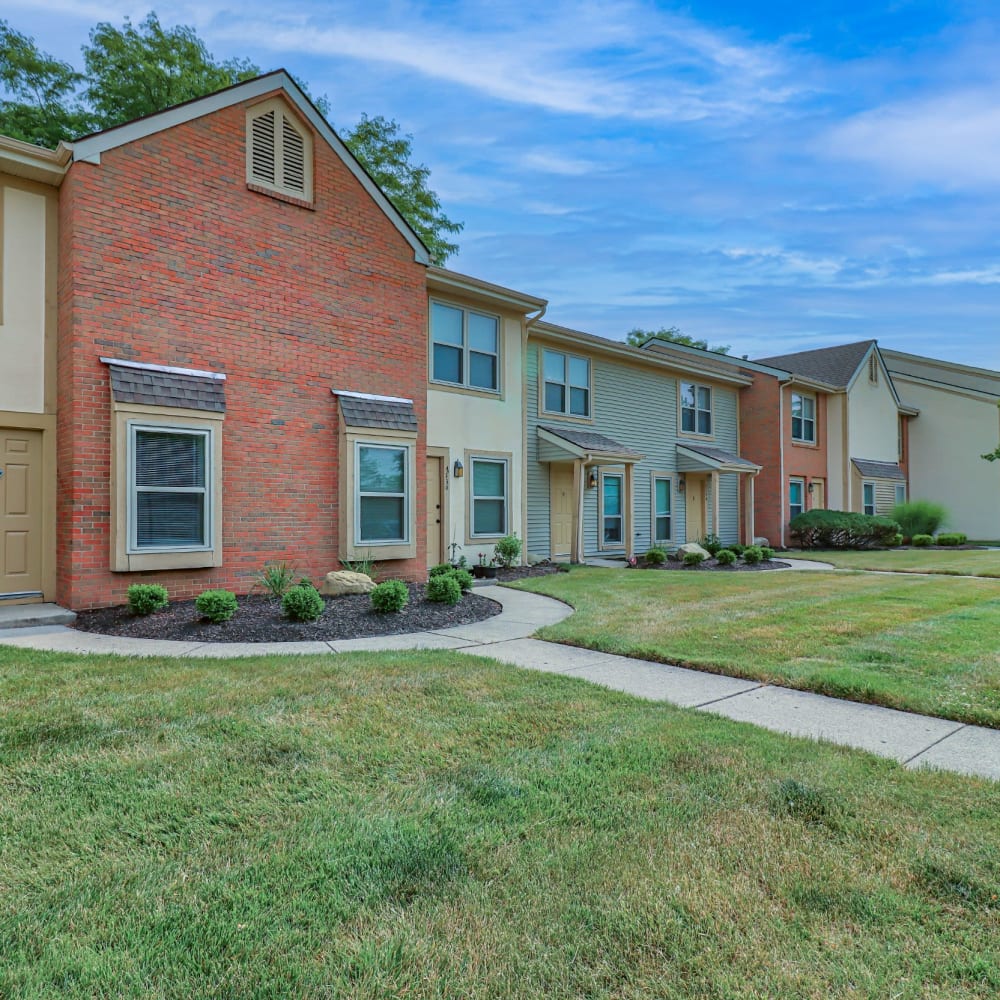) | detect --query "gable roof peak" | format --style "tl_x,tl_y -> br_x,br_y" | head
754,339 -> 878,388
